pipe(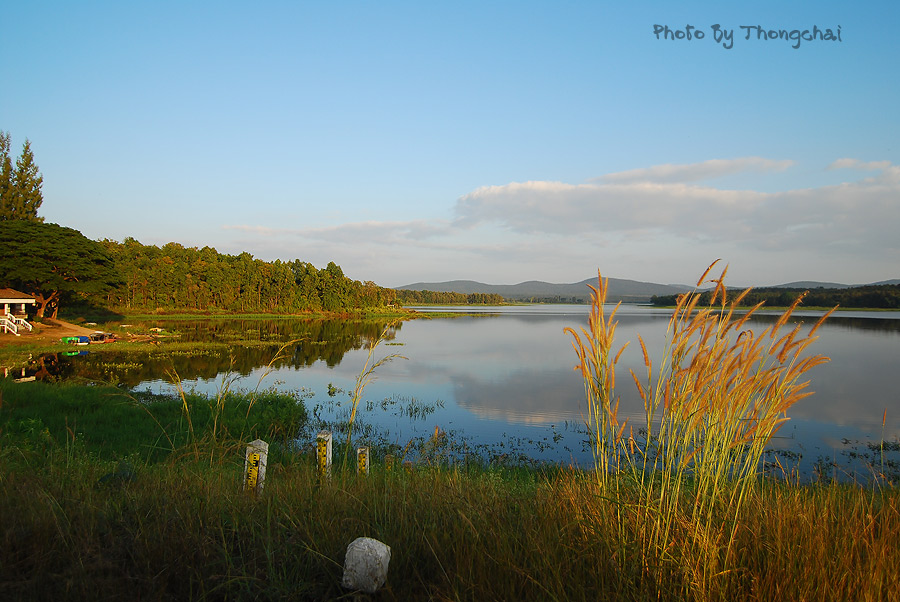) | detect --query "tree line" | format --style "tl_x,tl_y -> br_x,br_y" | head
97,238 -> 399,313
0,130 -> 411,317
393,289 -> 505,305
0,220 -> 404,317
651,285 -> 900,310
0,130 -> 511,317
